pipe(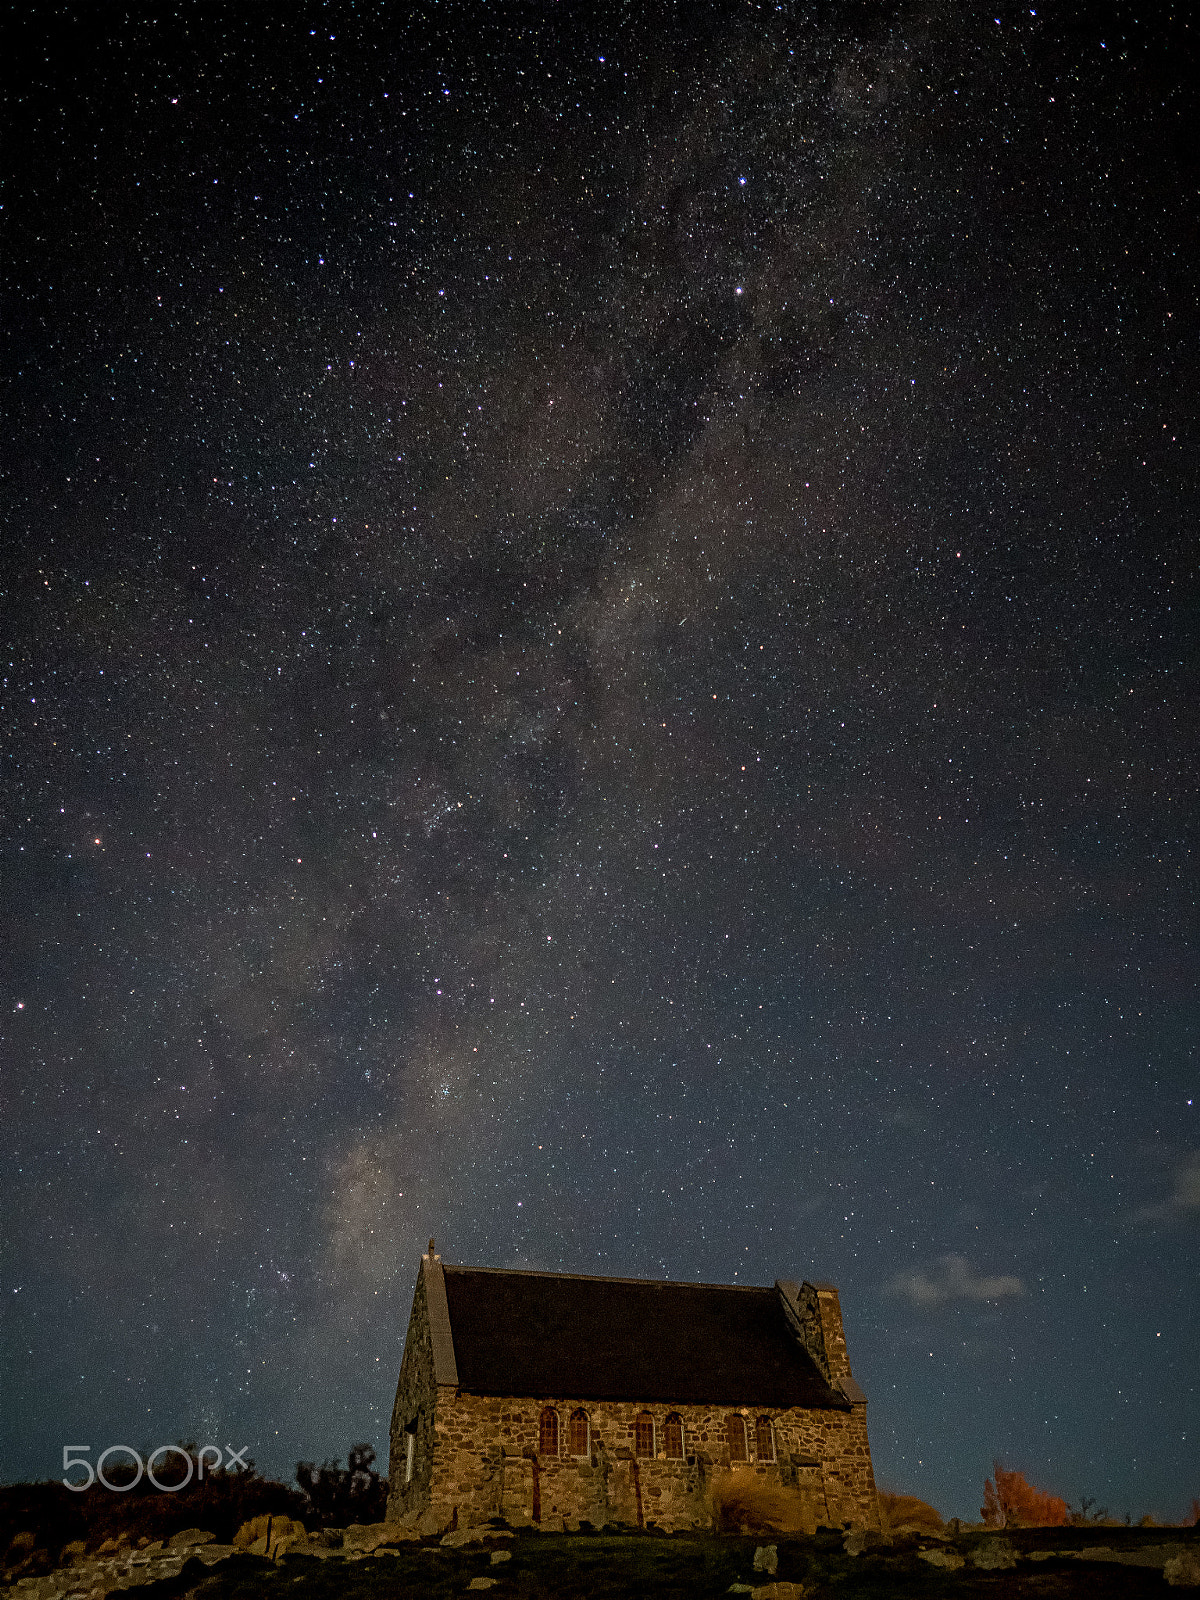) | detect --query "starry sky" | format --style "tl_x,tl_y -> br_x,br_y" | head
3,0 -> 1197,1522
